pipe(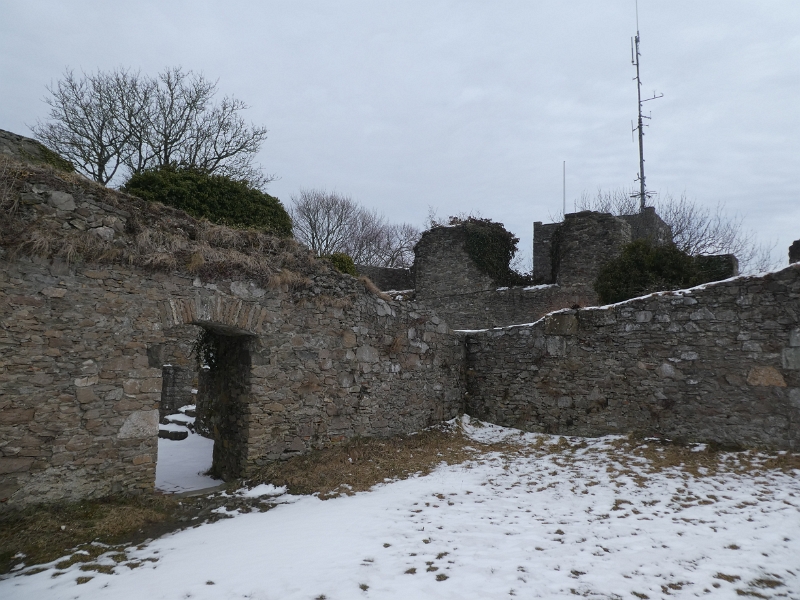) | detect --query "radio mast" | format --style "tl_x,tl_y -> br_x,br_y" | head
631,2 -> 662,212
